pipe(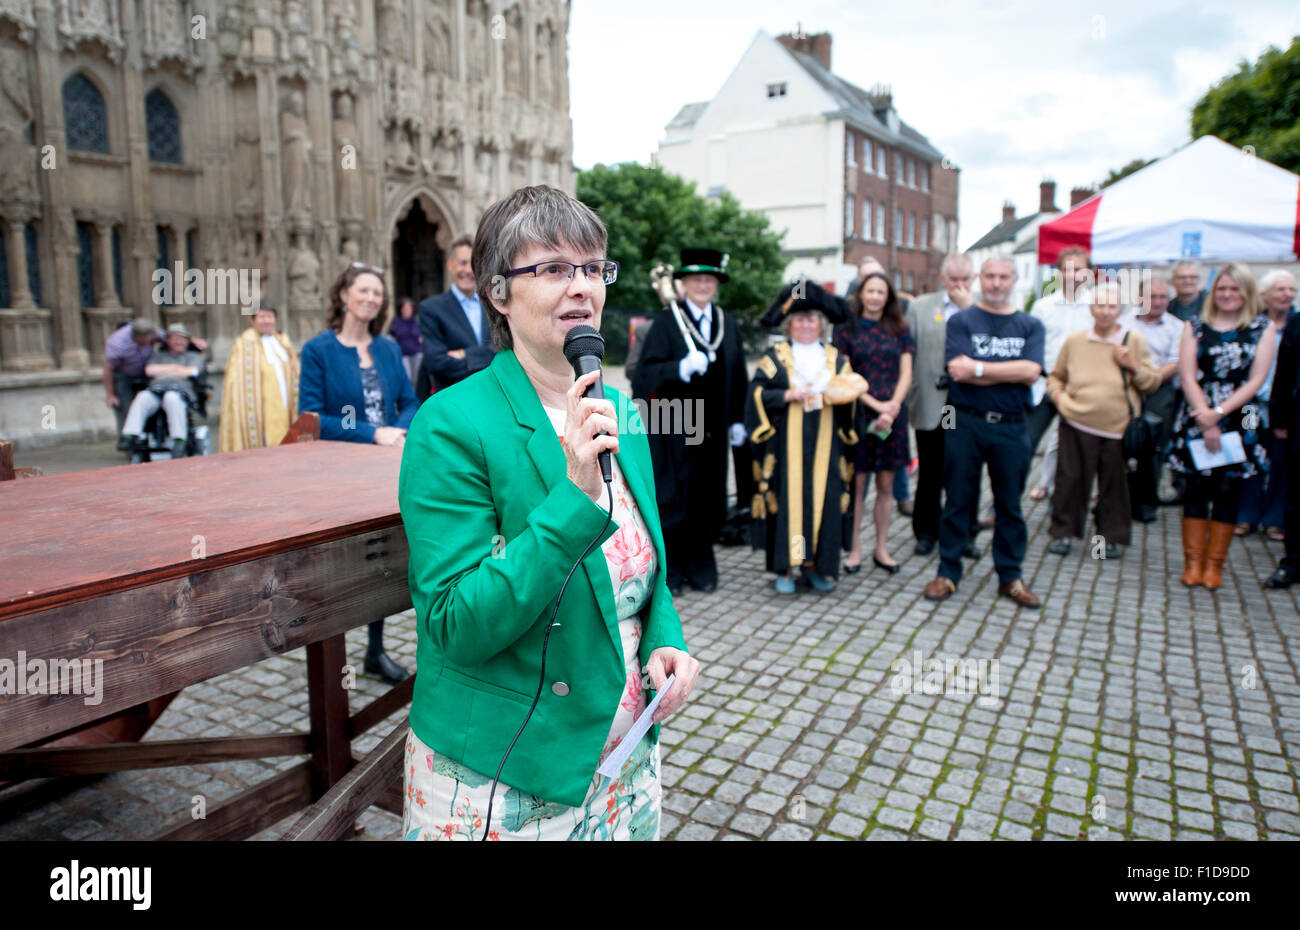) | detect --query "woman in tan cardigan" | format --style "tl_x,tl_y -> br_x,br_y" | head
1045,284 -> 1160,557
